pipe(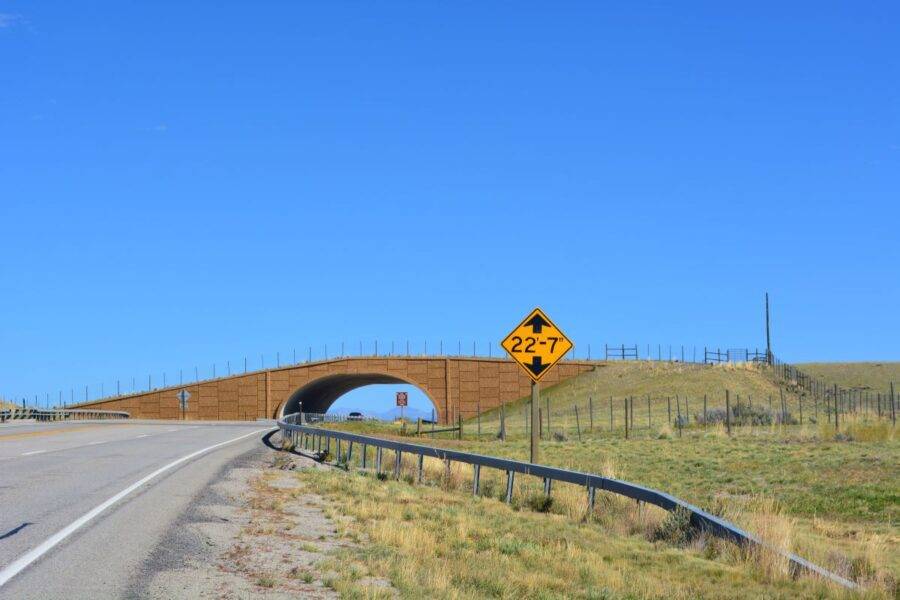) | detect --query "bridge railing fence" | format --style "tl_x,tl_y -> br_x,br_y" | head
7,342 -> 790,410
